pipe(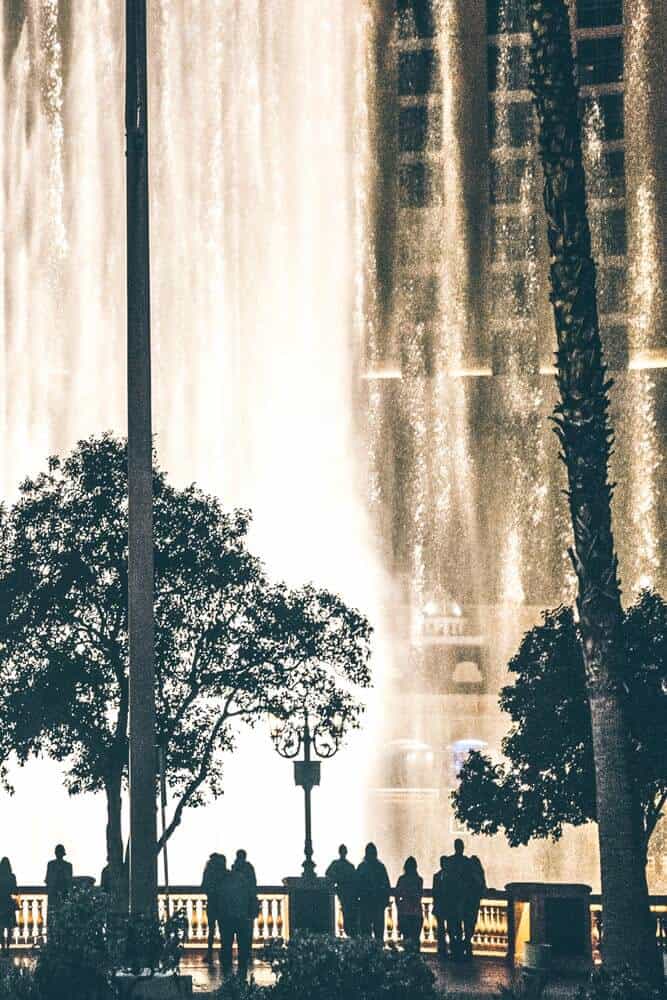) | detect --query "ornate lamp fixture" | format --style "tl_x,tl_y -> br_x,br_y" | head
271,712 -> 341,880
